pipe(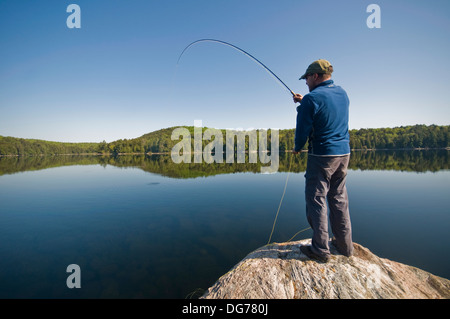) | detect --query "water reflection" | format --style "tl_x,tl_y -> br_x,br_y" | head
0,150 -> 448,178
0,150 -> 448,298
